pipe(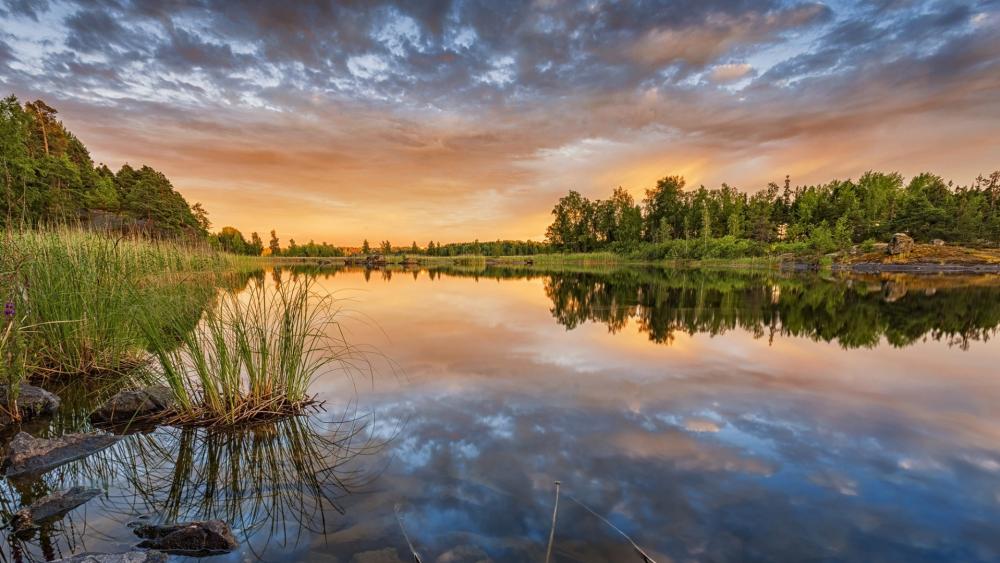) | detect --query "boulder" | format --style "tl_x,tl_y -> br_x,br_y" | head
0,384 -> 60,427
931,238 -> 945,246
886,233 -> 914,255
10,486 -> 101,533
90,385 -> 174,425
53,552 -> 167,563
4,431 -> 121,477
131,520 -> 238,555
